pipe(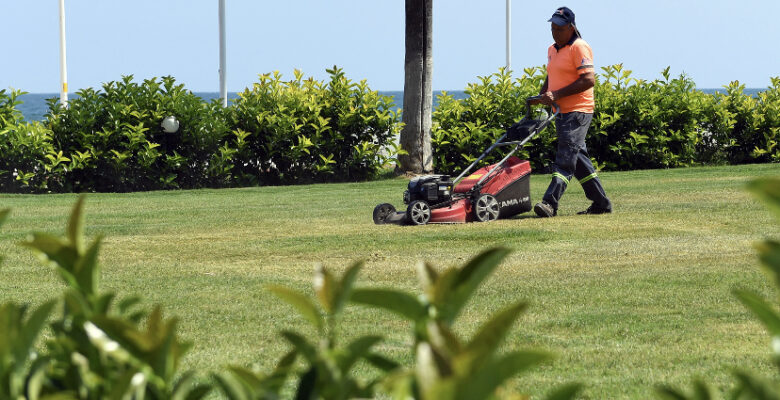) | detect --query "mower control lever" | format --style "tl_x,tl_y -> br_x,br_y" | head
525,95 -> 559,118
